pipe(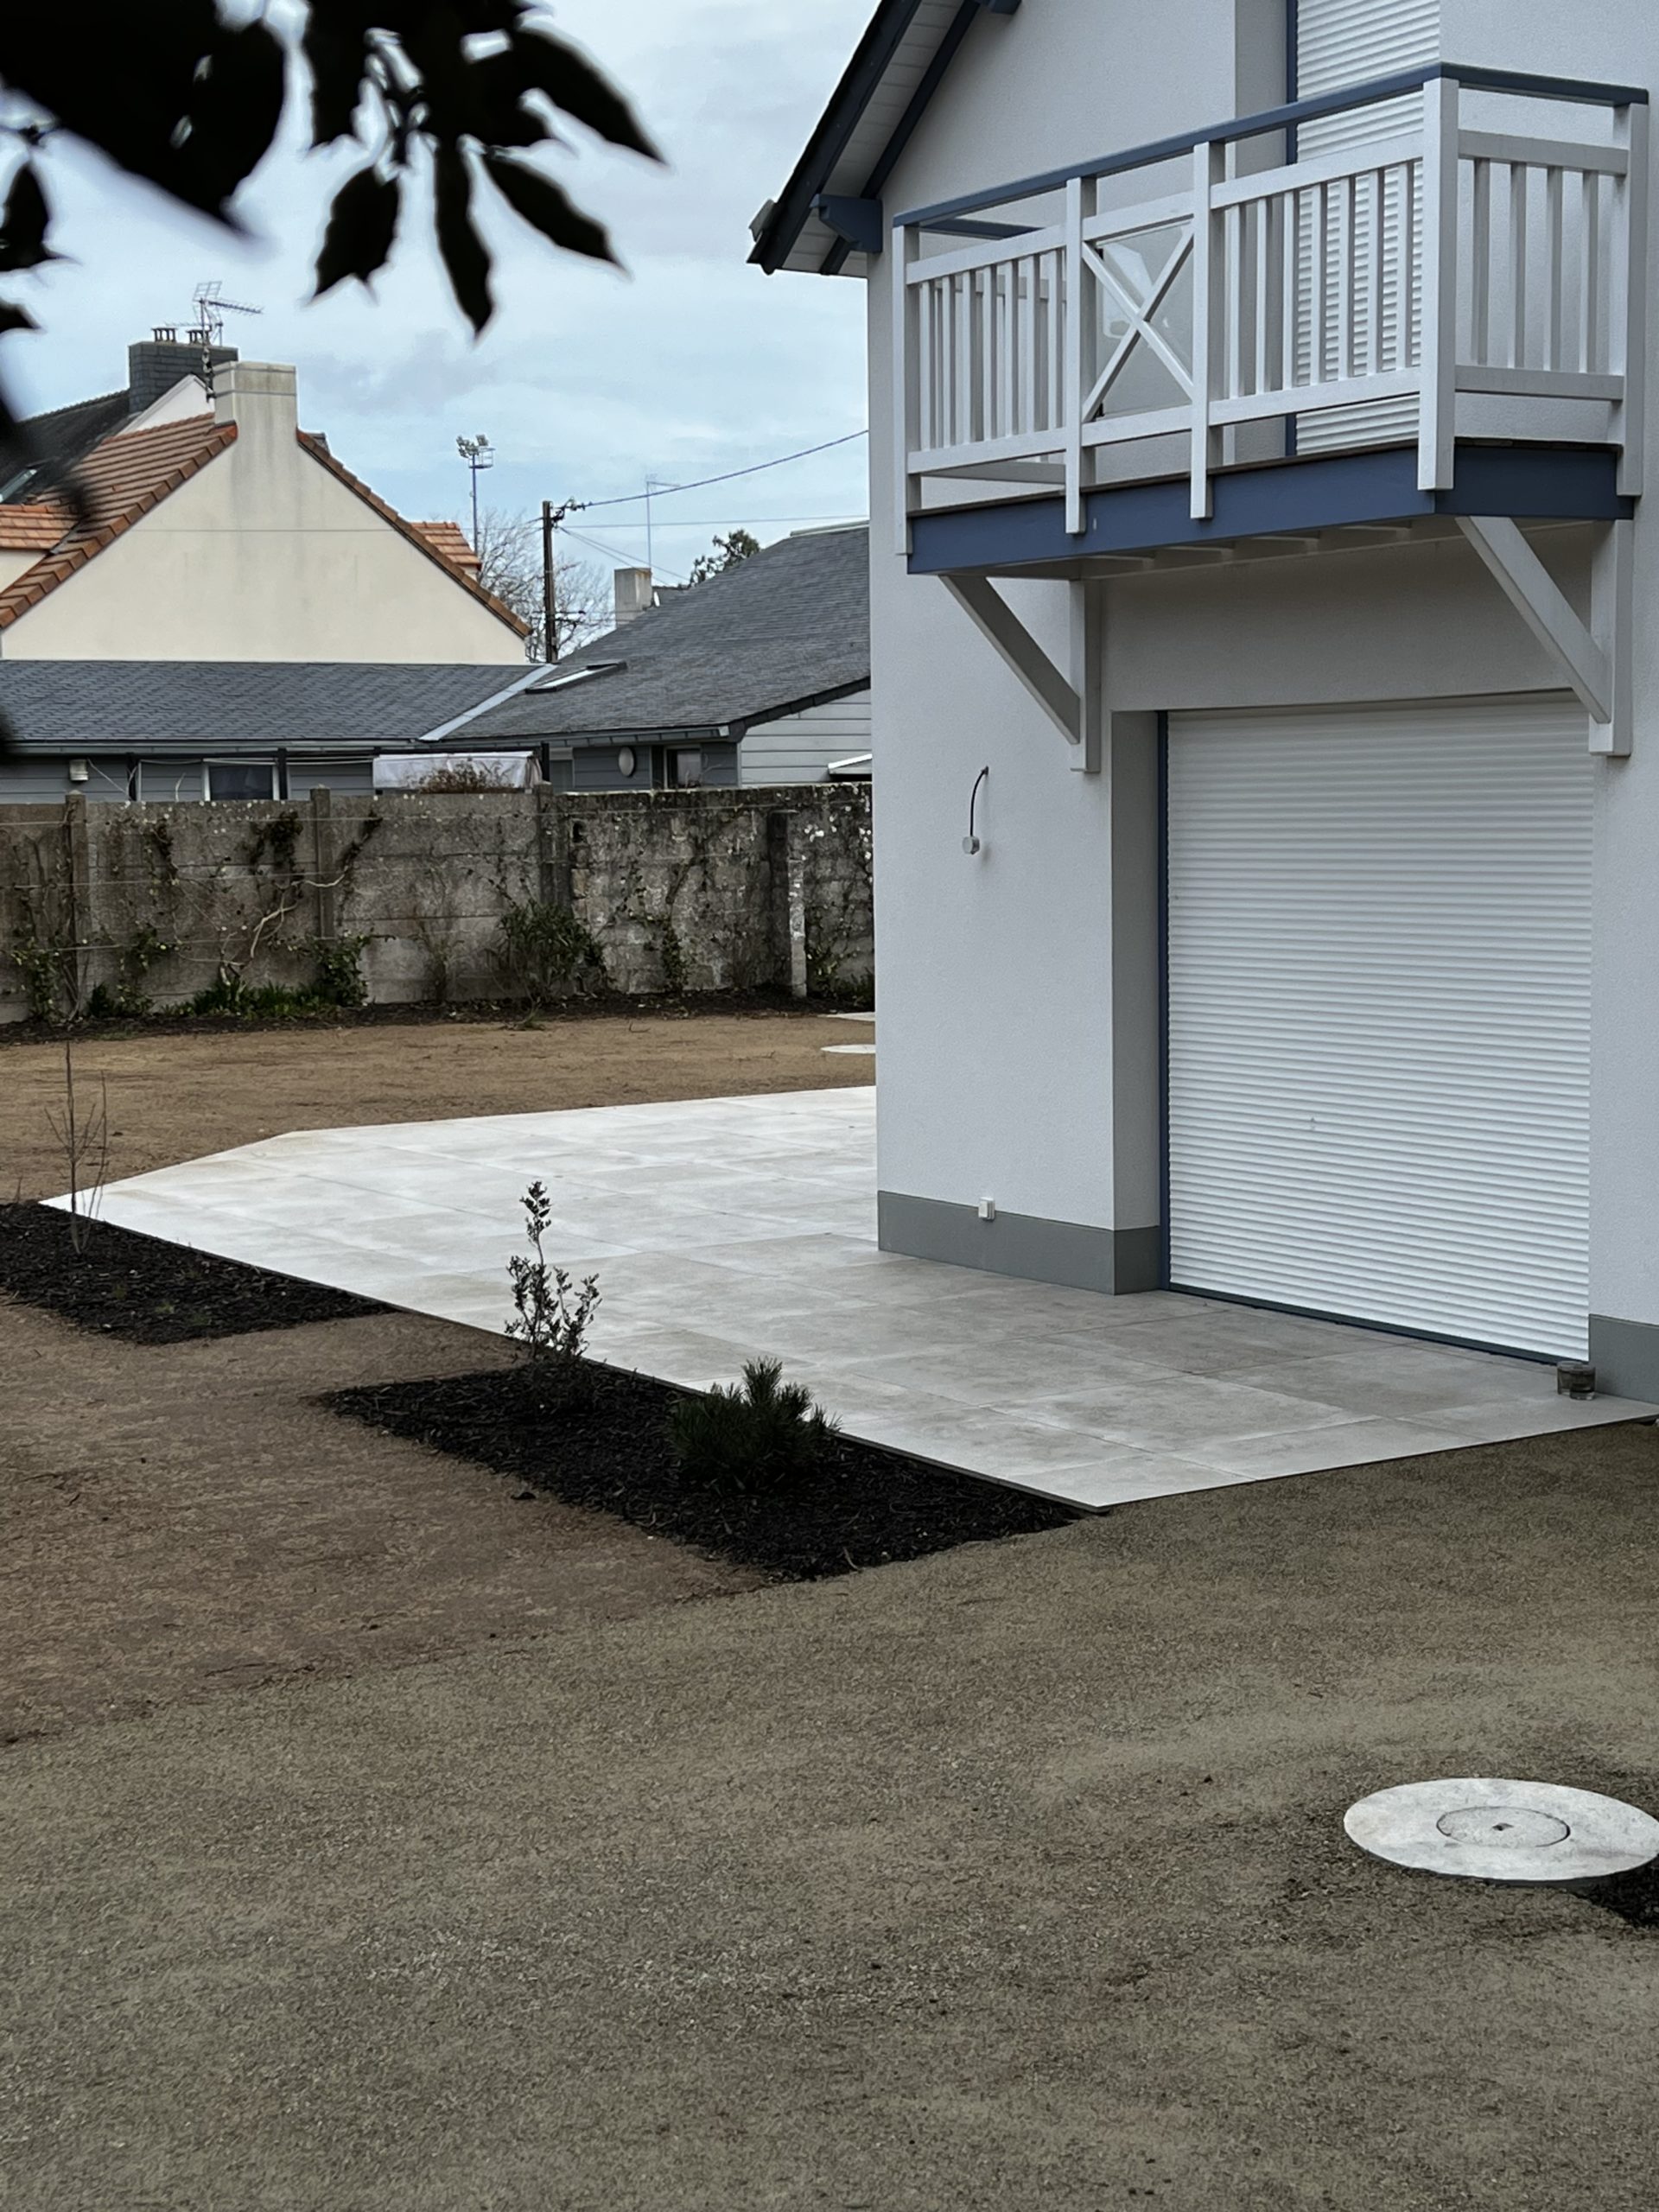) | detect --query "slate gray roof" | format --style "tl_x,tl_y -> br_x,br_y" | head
461,524 -> 869,745
0,661 -> 531,753
1,391 -> 130,503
